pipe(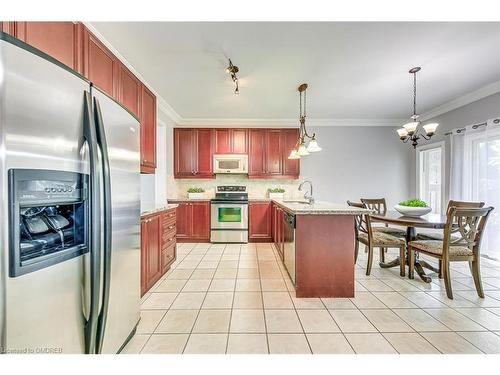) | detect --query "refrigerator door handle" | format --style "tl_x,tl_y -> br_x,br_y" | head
82,90 -> 102,354
93,96 -> 113,354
